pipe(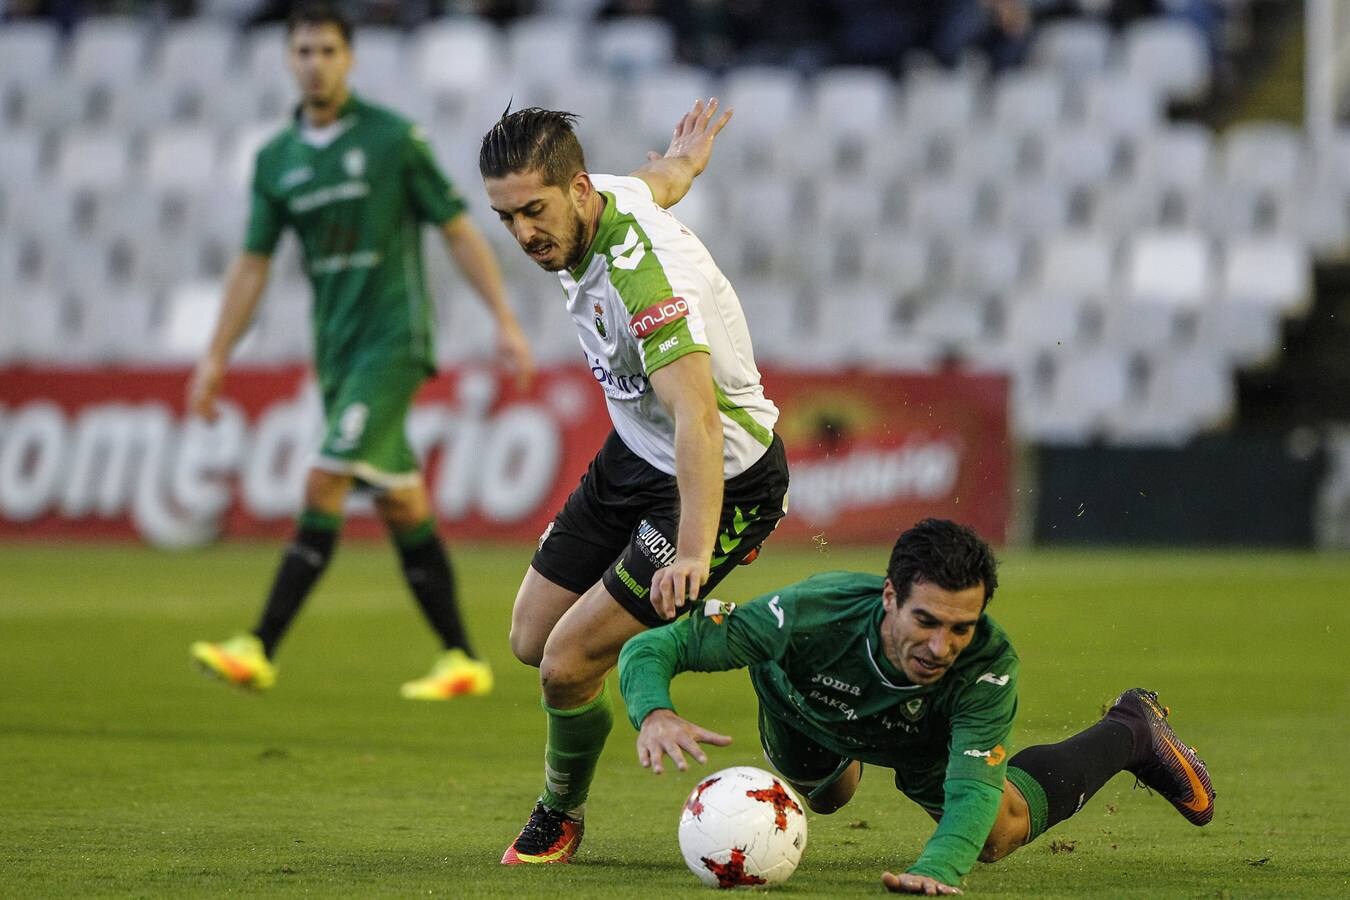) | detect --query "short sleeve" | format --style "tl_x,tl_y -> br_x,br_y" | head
243,158 -> 285,255
404,123 -> 467,225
